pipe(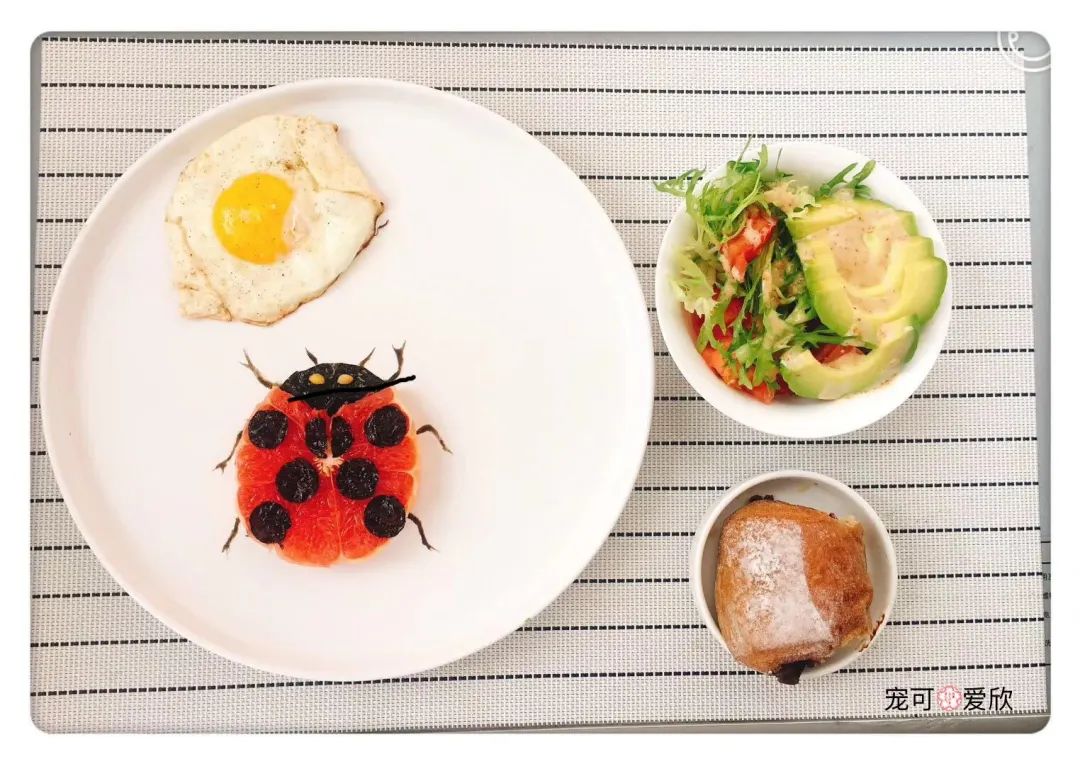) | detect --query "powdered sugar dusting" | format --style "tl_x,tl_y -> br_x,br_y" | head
730,518 -> 830,650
